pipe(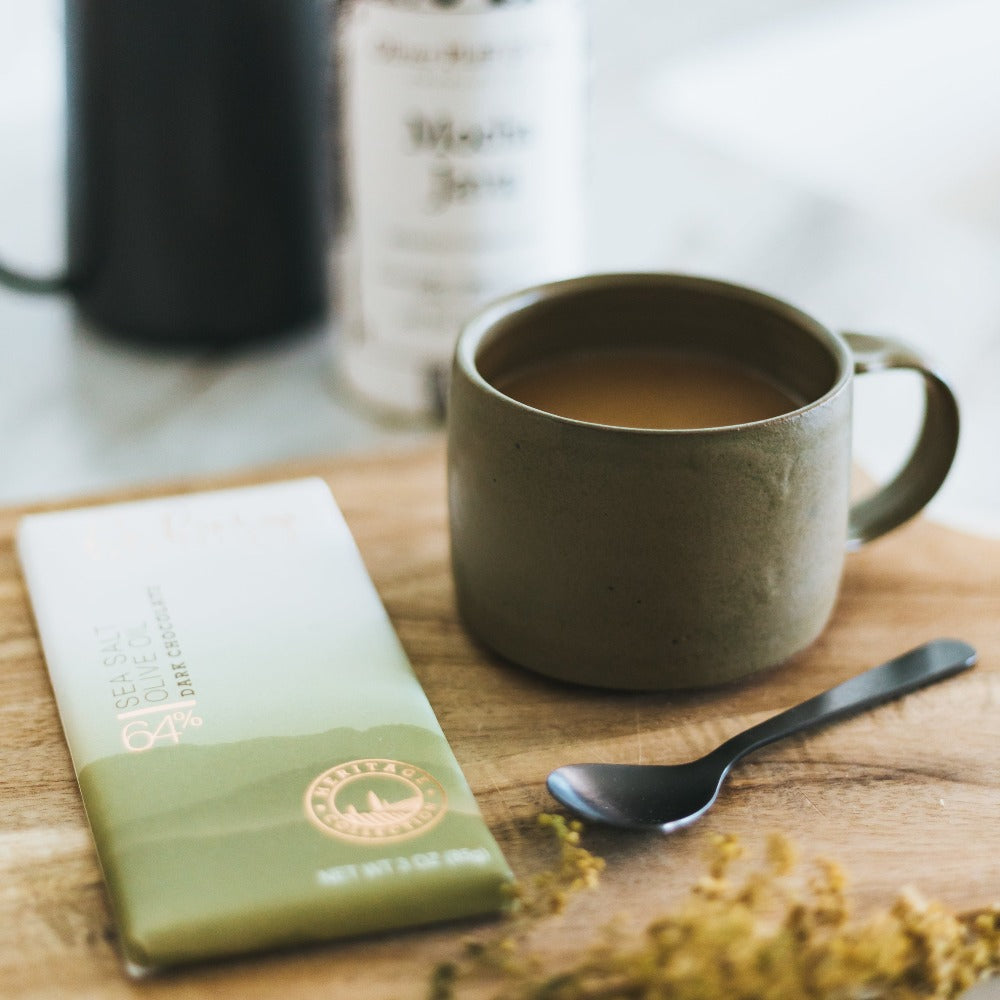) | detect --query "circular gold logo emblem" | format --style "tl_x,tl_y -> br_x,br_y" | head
304,758 -> 448,844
